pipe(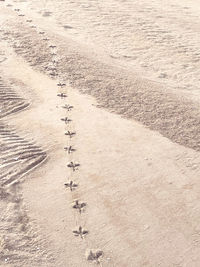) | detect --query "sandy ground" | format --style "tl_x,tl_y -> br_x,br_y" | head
0,0 -> 200,266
